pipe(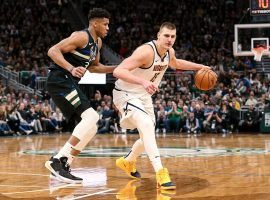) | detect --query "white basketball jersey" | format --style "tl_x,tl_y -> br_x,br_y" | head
115,40 -> 170,94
